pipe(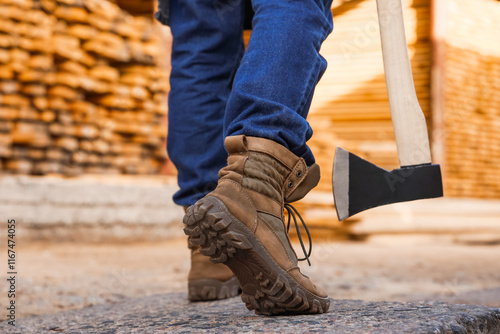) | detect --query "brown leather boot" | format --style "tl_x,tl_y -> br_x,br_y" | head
184,206 -> 240,302
184,135 -> 329,315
